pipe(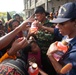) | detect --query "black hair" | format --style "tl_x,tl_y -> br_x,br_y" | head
22,41 -> 37,53
34,6 -> 45,14
13,13 -> 20,19
9,19 -> 20,30
11,19 -> 20,25
45,11 -> 50,16
29,40 -> 37,46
